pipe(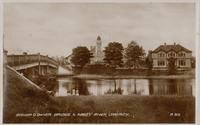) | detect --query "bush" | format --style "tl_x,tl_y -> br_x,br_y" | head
81,63 -> 115,75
